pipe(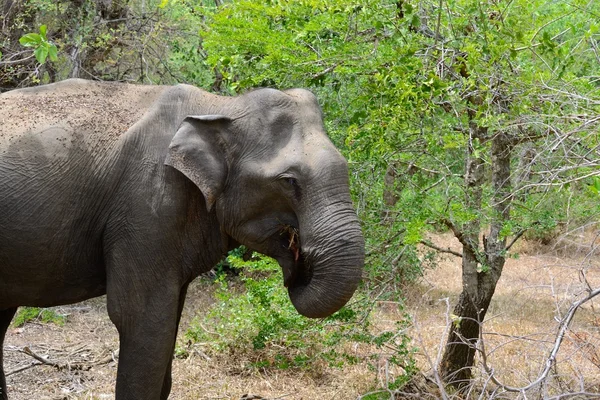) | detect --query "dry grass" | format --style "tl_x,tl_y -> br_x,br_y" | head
4,280 -> 382,400
169,356 -> 376,400
406,230 -> 600,397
